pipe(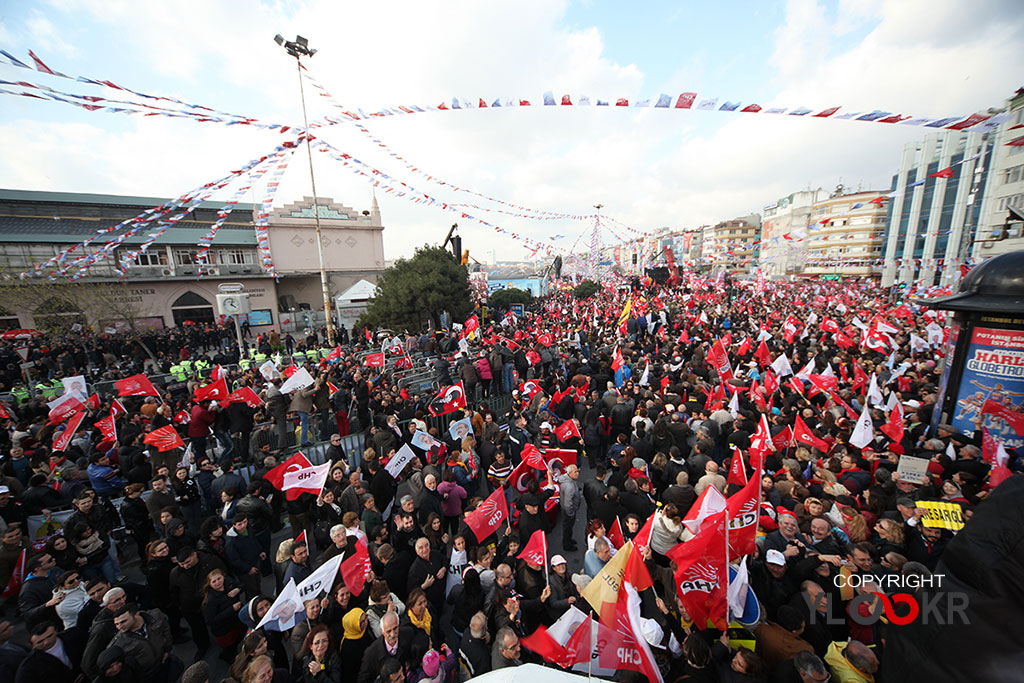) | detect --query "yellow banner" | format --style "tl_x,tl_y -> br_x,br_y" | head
917,501 -> 966,531
616,298 -> 632,328
581,541 -> 631,625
